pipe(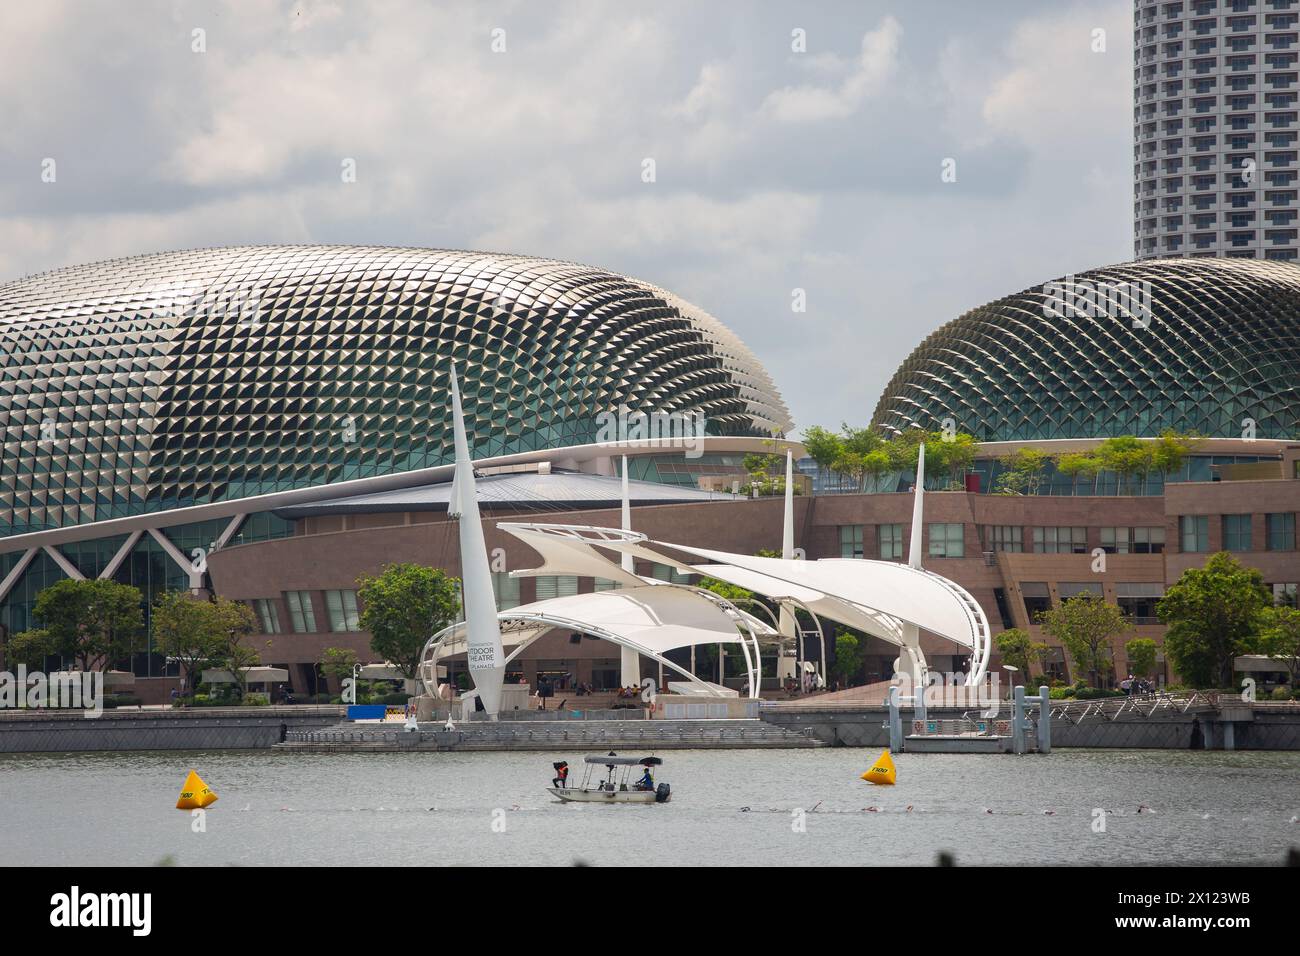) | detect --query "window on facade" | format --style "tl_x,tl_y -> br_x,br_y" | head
1222,514 -> 1253,551
593,578 -> 620,591
1116,583 -> 1164,623
1032,526 -> 1087,554
325,589 -> 360,631
1267,512 -> 1296,550
839,524 -> 865,559
535,575 -> 580,599
283,591 -> 316,633
1058,582 -> 1104,601
493,572 -> 521,610
1133,526 -> 1167,554
928,523 -> 964,558
1101,527 -> 1131,554
1021,582 -> 1052,621
878,524 -> 904,560
986,525 -> 1023,552
1274,582 -> 1298,607
252,598 -> 281,634
1180,515 -> 1209,552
